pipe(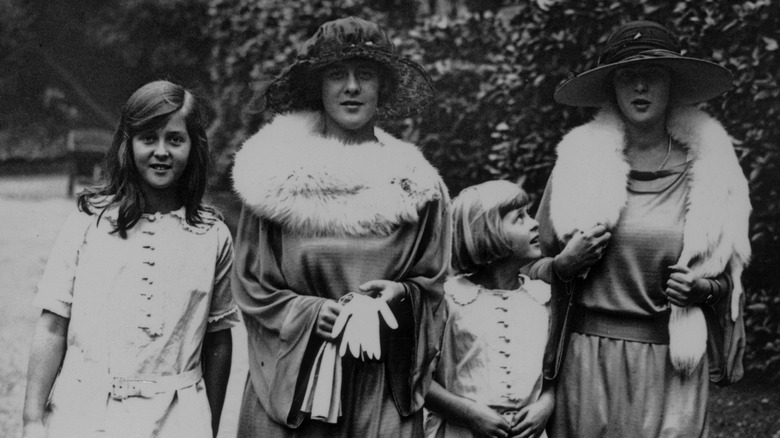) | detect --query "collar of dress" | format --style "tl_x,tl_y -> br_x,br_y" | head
96,202 -> 218,235
445,275 -> 551,306
232,111 -> 444,237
